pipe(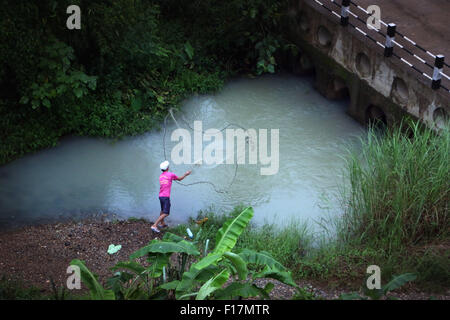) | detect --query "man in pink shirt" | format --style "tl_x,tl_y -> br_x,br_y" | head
151,160 -> 191,233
